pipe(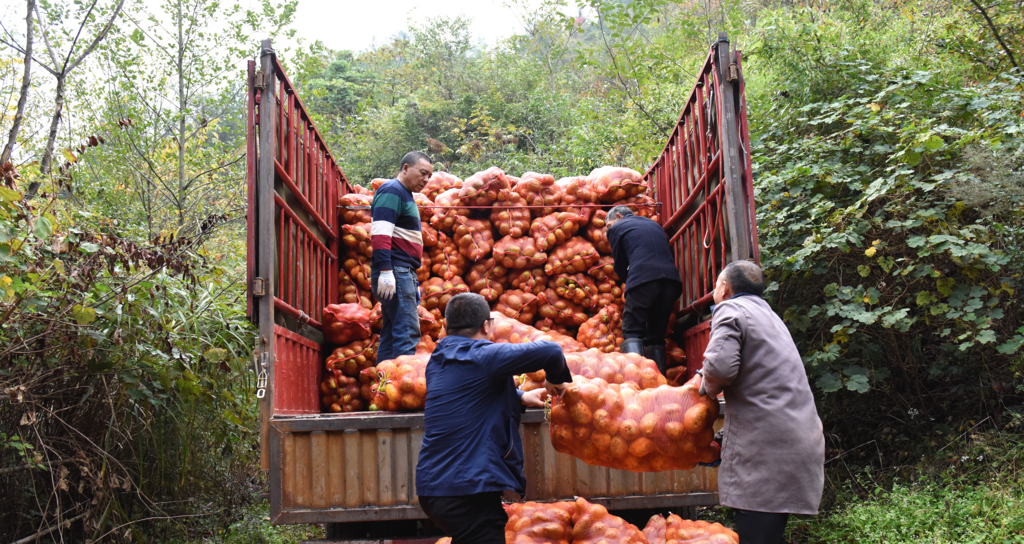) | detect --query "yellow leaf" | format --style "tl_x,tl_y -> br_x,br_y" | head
61,149 -> 77,163
867,103 -> 883,112
865,246 -> 877,257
